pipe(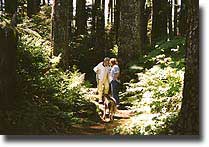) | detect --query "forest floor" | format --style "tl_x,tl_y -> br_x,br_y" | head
67,88 -> 136,135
